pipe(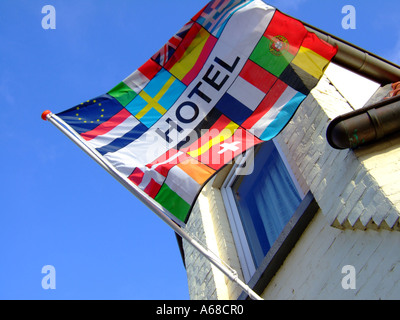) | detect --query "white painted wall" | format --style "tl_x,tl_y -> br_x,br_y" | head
183,69 -> 400,300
